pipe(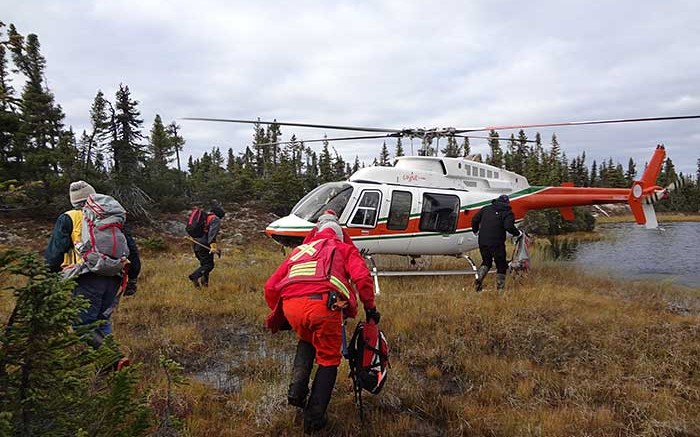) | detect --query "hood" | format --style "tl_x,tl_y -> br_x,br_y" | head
491,198 -> 512,212
310,227 -> 341,242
